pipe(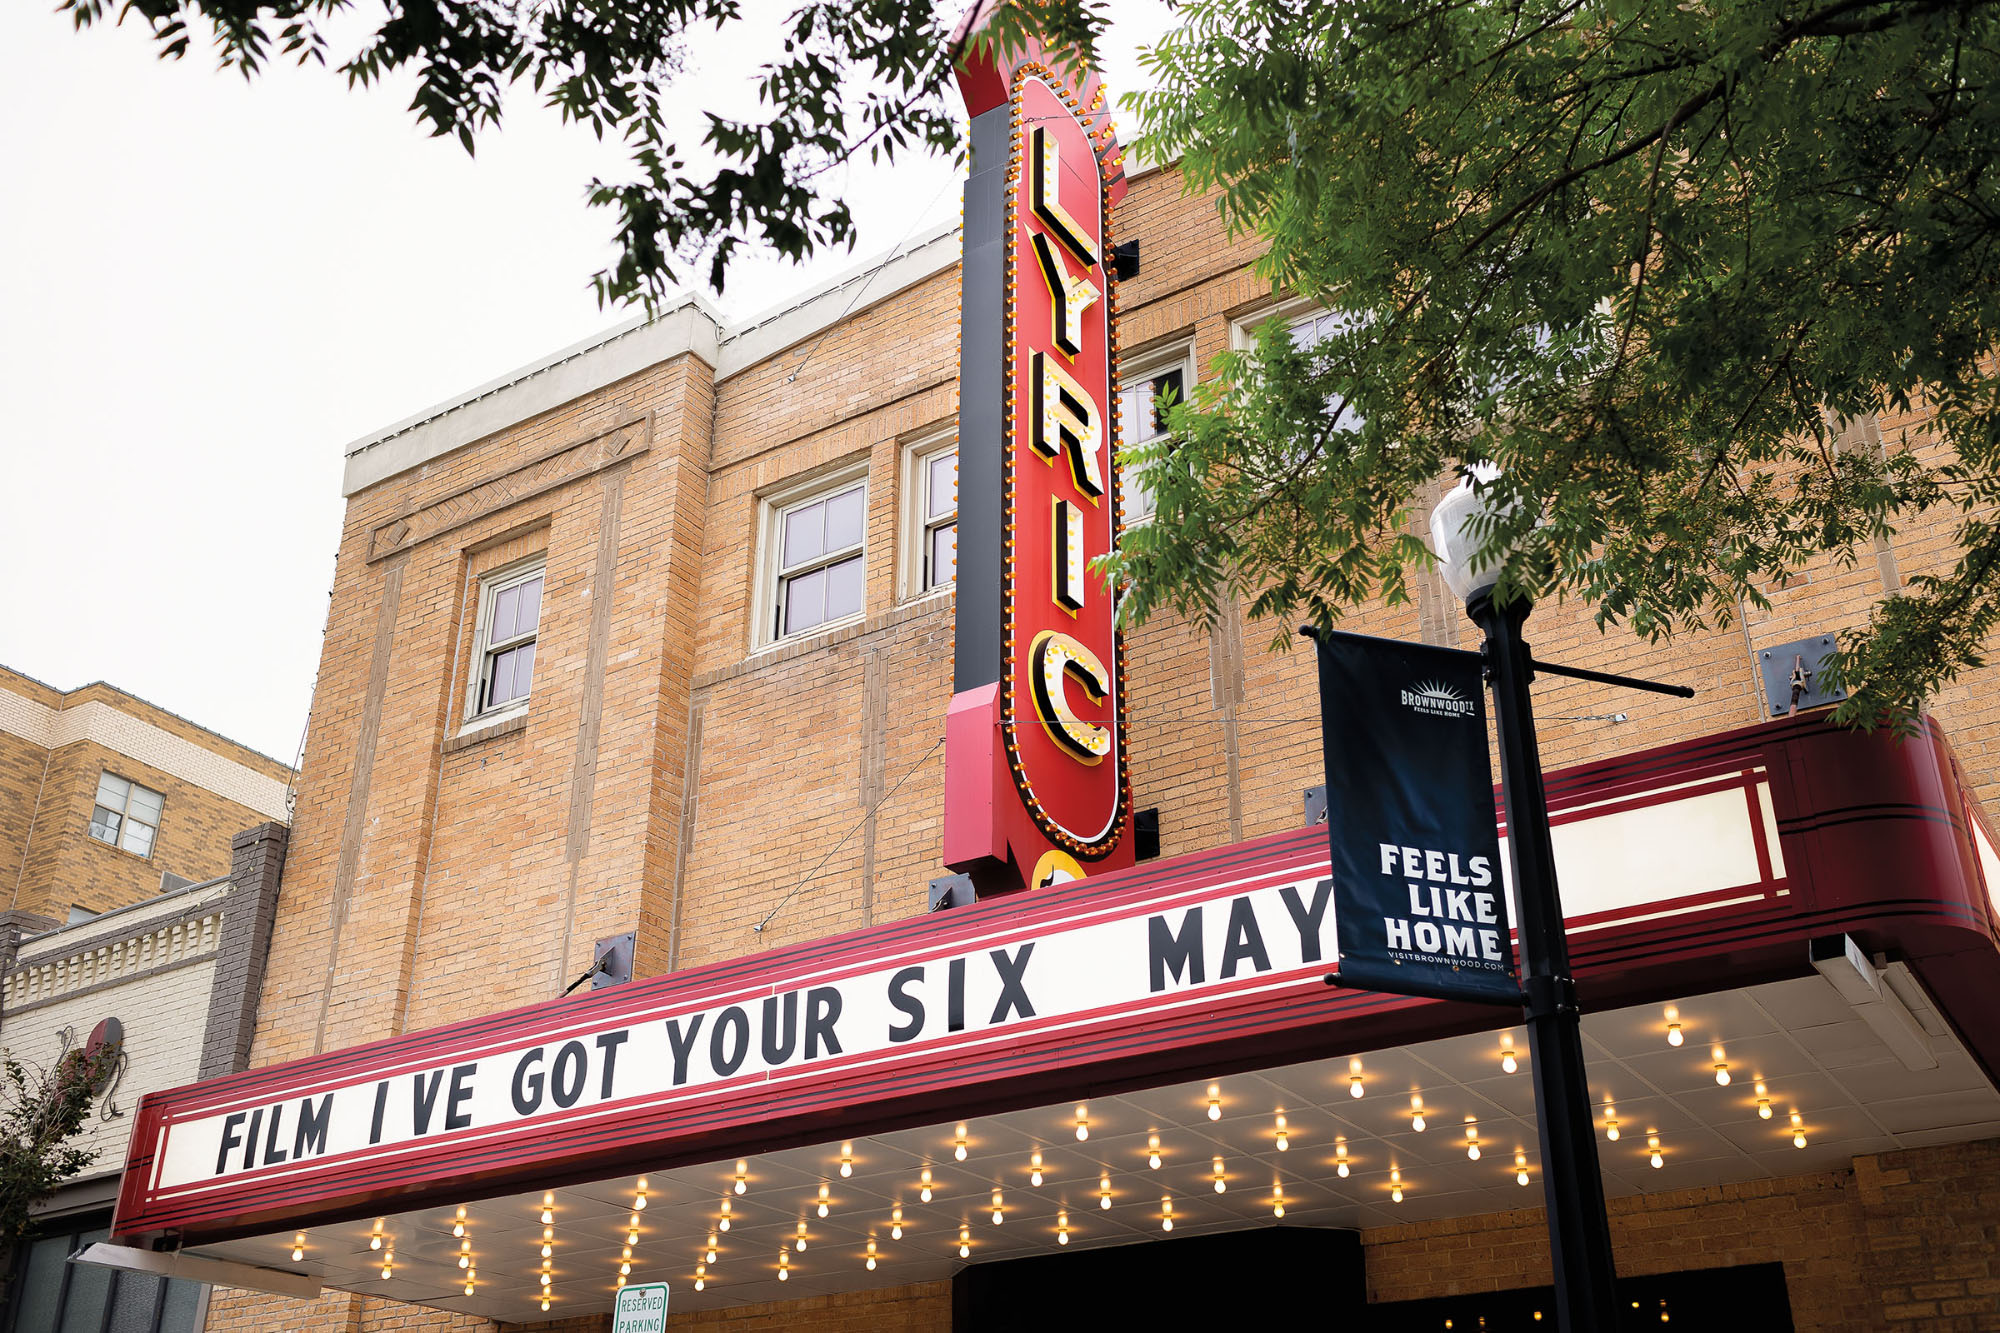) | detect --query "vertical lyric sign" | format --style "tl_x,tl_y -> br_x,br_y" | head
1306,628 -> 1522,1004
945,5 -> 1134,897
